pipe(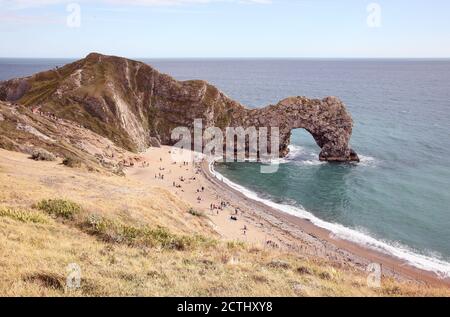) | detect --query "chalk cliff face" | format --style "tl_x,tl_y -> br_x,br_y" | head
0,53 -> 359,162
